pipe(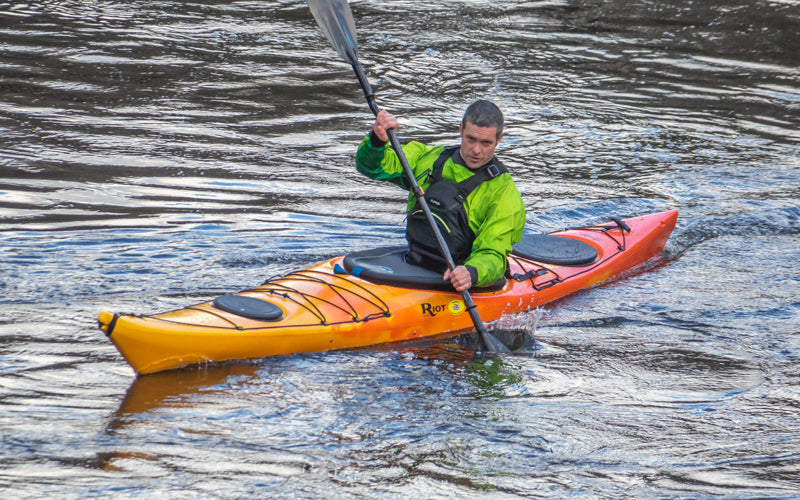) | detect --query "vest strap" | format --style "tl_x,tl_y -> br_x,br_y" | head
429,145 -> 508,196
